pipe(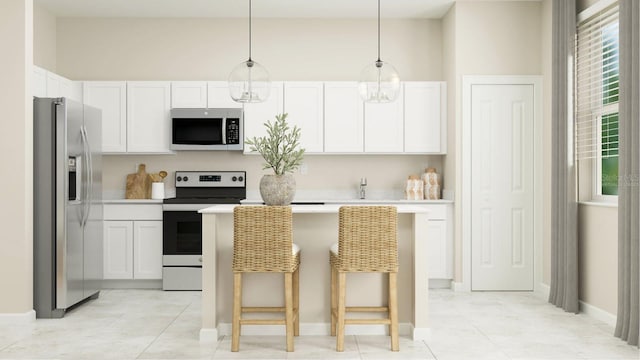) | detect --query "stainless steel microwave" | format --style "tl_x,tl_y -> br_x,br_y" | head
170,108 -> 243,151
